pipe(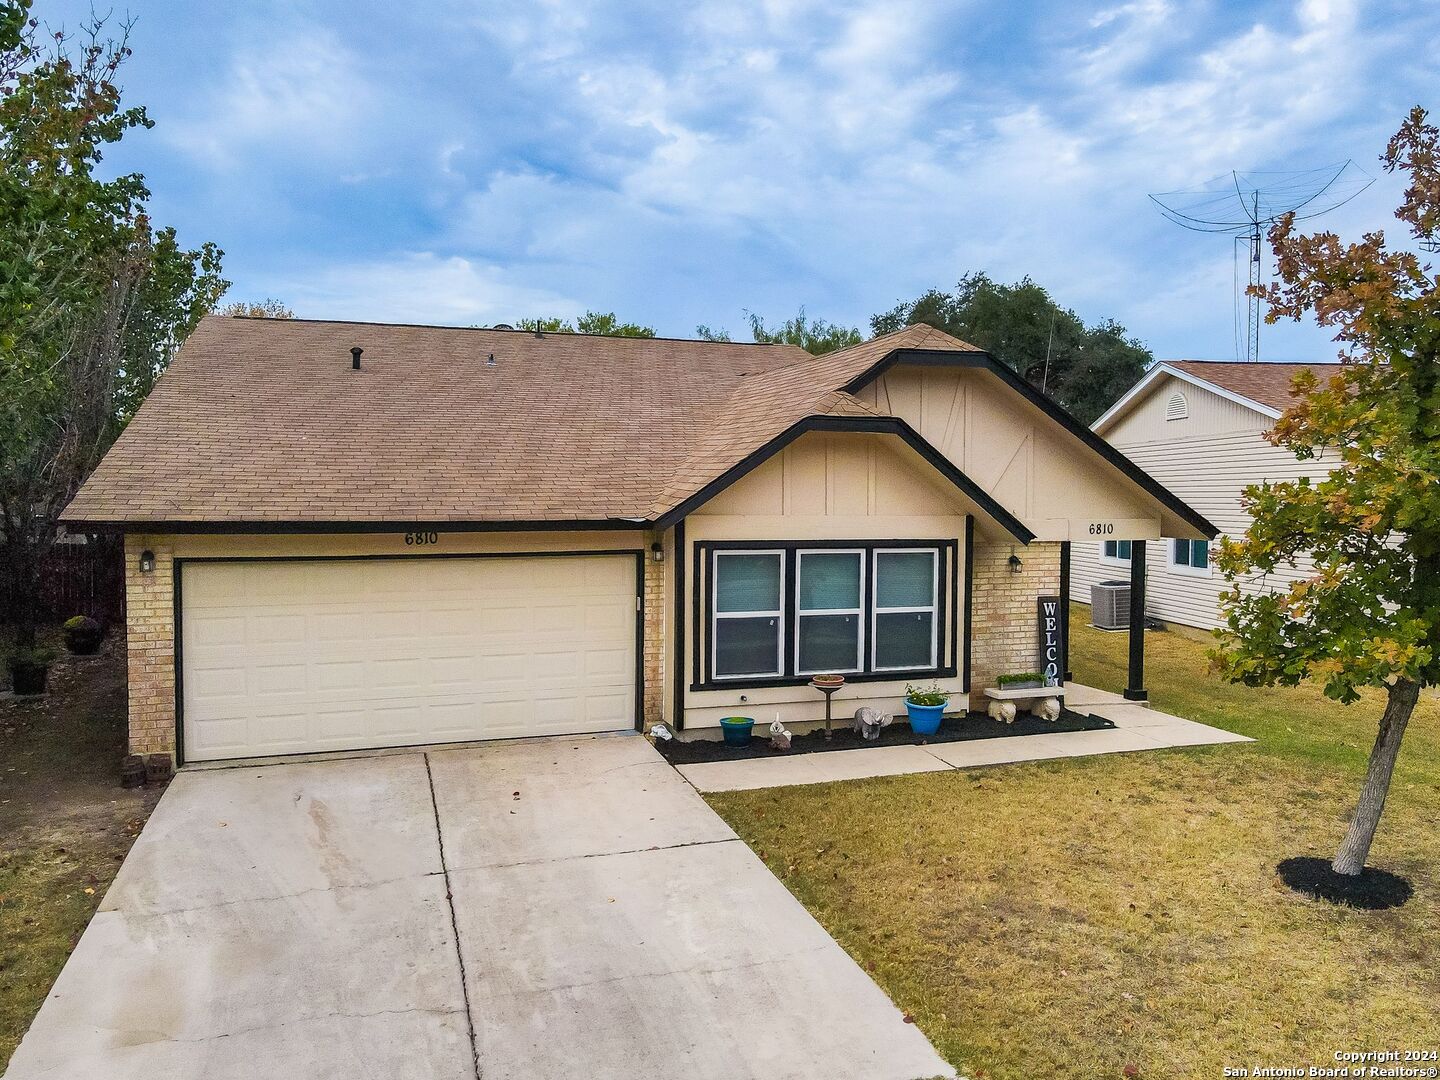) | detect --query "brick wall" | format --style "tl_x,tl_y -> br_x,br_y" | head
123,535 -> 178,757
968,540 -> 1062,710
